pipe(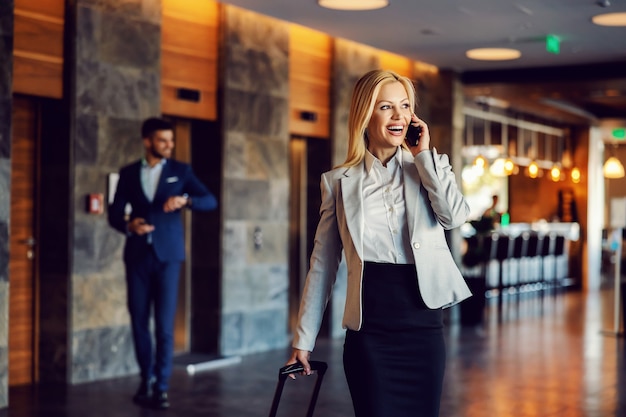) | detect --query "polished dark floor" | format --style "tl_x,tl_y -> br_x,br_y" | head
3,287 -> 626,417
